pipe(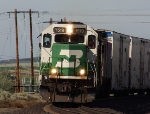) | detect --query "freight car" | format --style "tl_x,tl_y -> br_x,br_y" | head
96,29 -> 150,96
38,21 -> 150,103
129,36 -> 150,95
